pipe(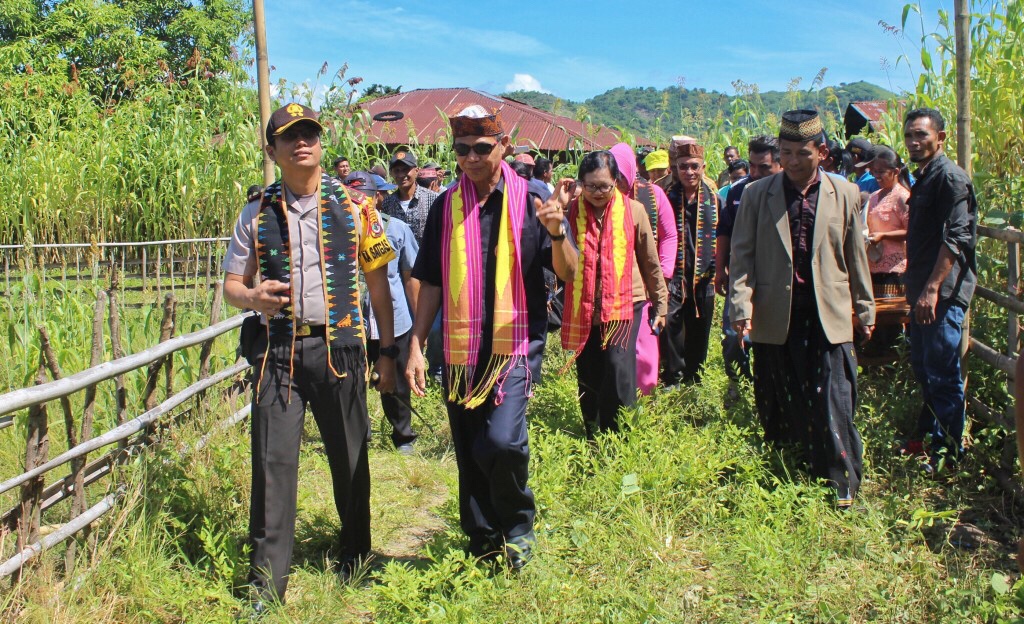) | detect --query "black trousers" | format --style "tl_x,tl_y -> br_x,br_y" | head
575,301 -> 644,436
660,279 -> 715,385
367,330 -> 416,447
752,306 -> 863,504
248,335 -> 370,600
446,364 -> 535,549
